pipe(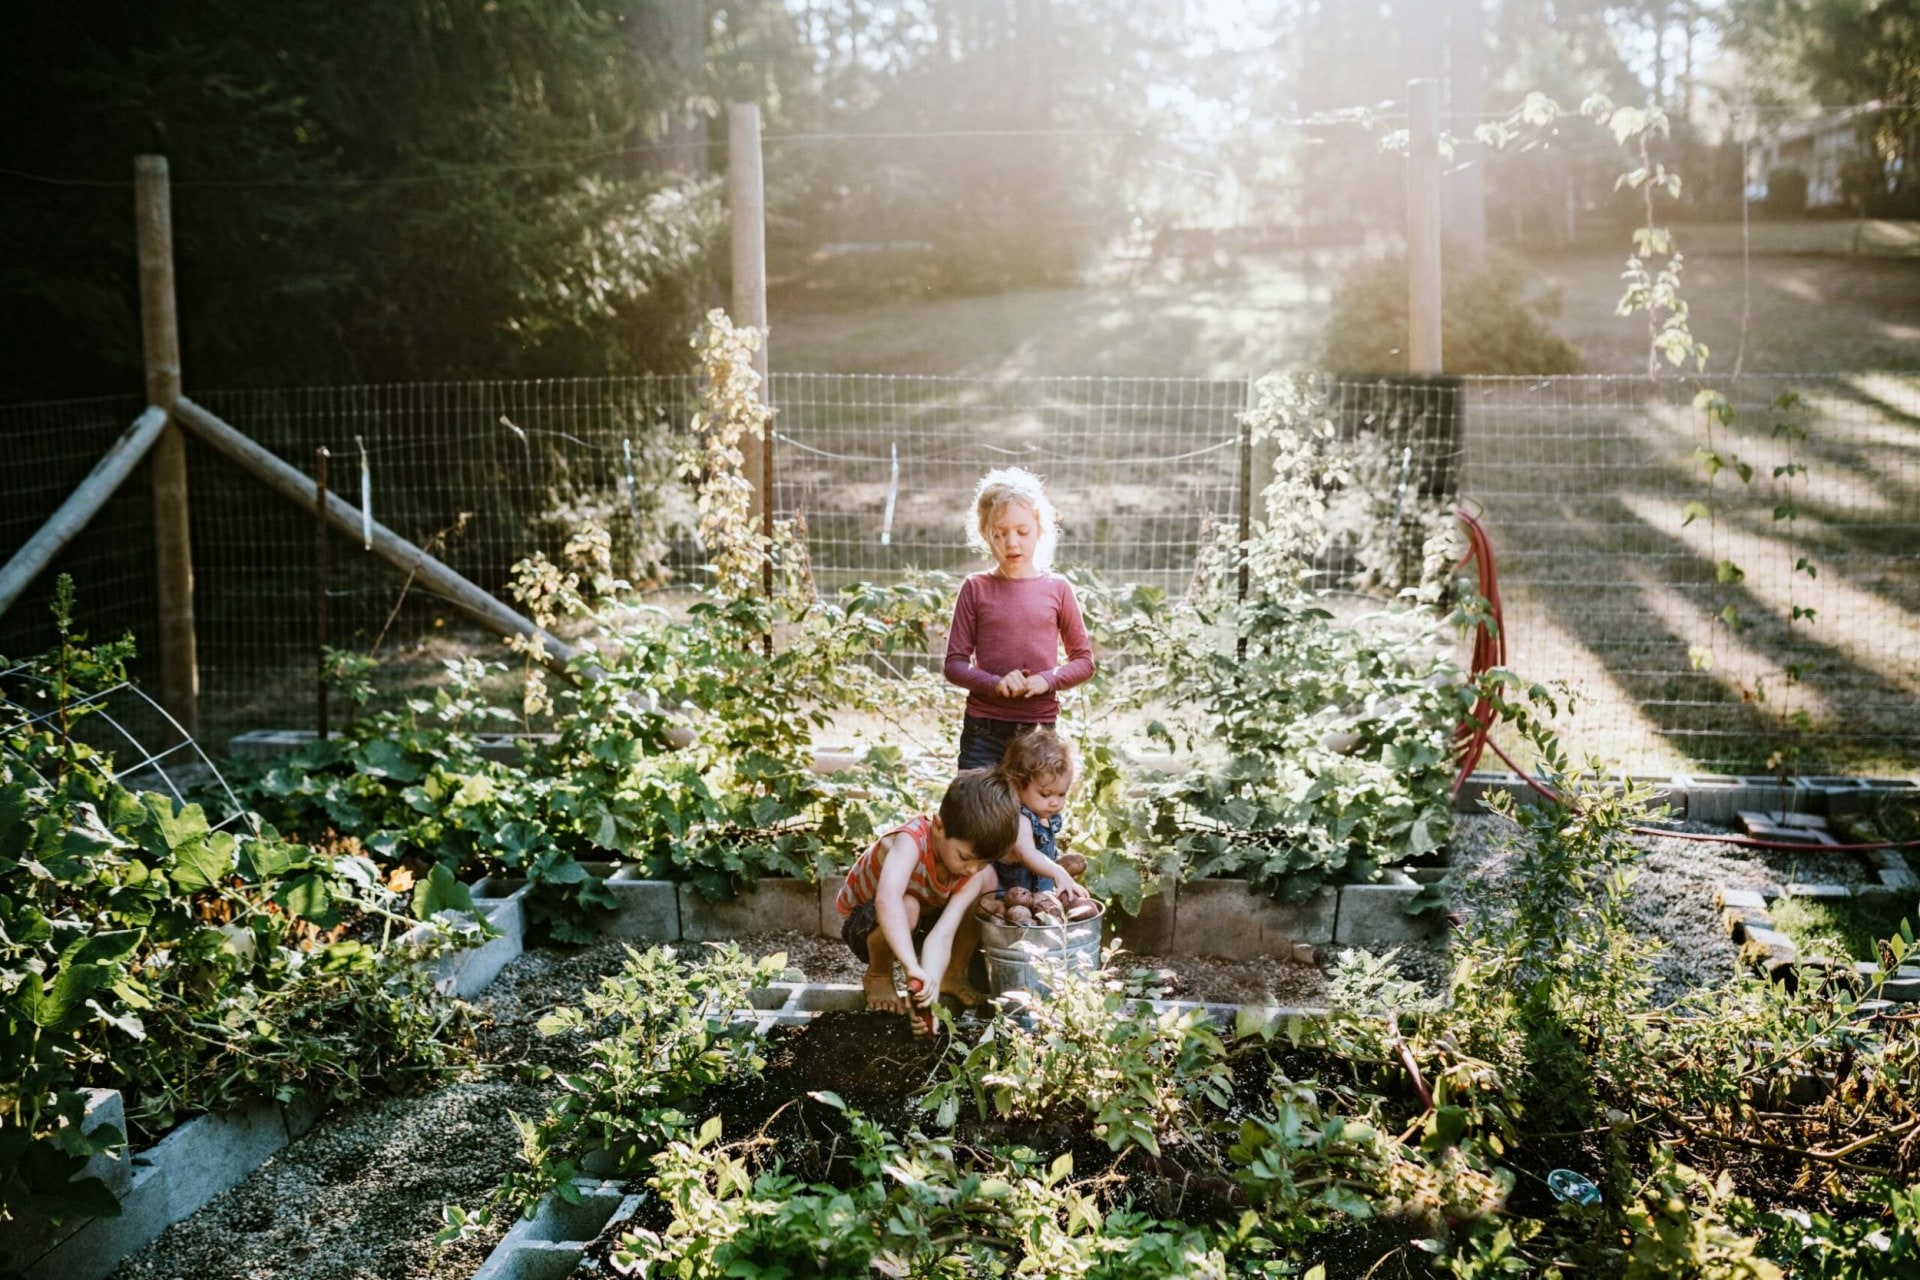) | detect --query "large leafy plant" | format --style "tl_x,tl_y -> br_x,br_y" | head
1082,374 -> 1468,902
1,581 -> 471,1231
